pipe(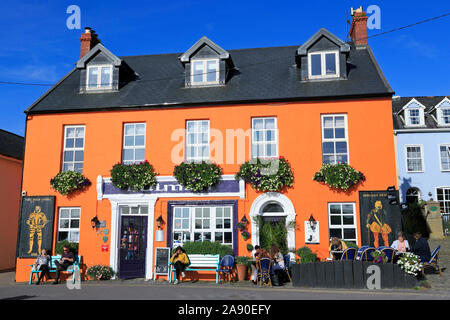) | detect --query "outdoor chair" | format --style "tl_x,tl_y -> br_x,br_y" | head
379,247 -> 395,263
421,245 -> 442,276
355,246 -> 370,260
217,255 -> 235,283
340,247 -> 357,261
257,258 -> 272,287
360,247 -> 376,262
283,254 -> 292,282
